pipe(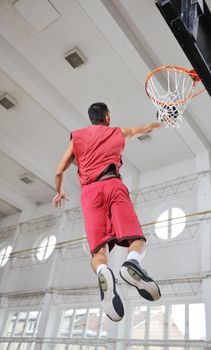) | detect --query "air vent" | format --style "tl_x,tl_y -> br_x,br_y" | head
0,94 -> 17,110
19,173 -> 35,184
137,134 -> 151,142
65,47 -> 86,68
